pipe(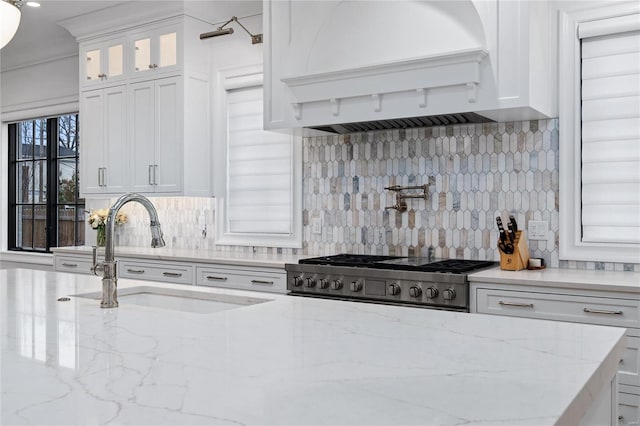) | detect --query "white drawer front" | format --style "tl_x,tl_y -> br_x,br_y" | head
475,288 -> 640,329
54,256 -> 94,275
618,392 -> 640,426
196,266 -> 286,293
620,335 -> 640,388
119,261 -> 193,285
